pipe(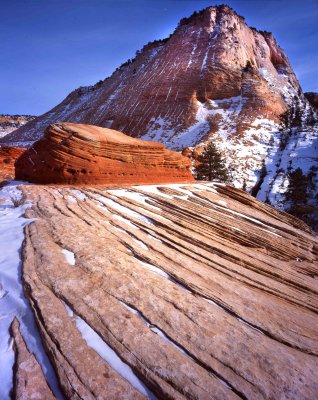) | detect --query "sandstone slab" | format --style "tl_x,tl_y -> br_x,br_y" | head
12,182 -> 318,400
10,318 -> 55,400
15,122 -> 193,185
